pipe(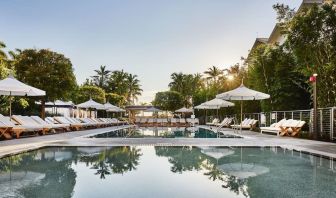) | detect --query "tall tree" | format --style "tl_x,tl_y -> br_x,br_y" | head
13,49 -> 78,102
125,74 -> 142,104
152,91 -> 184,112
204,66 -> 223,85
285,2 -> 336,107
91,65 -> 111,90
